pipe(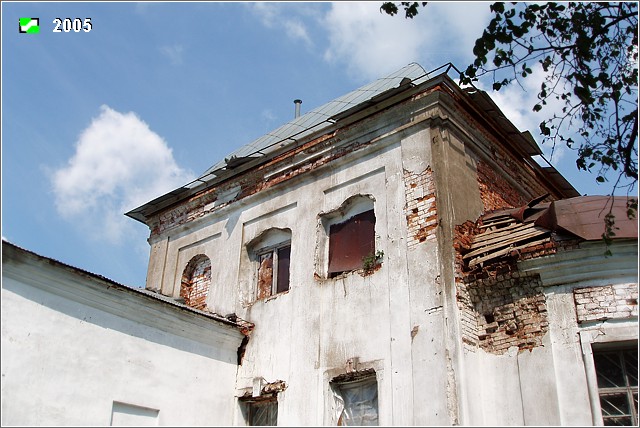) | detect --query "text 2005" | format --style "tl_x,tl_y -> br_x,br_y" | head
53,18 -> 92,33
